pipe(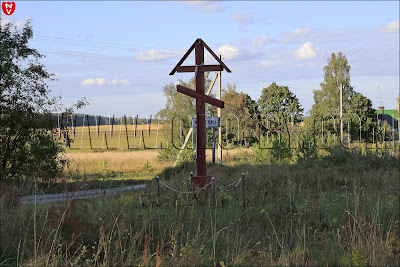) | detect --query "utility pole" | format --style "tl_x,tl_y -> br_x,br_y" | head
218,55 -> 222,164
340,83 -> 343,143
